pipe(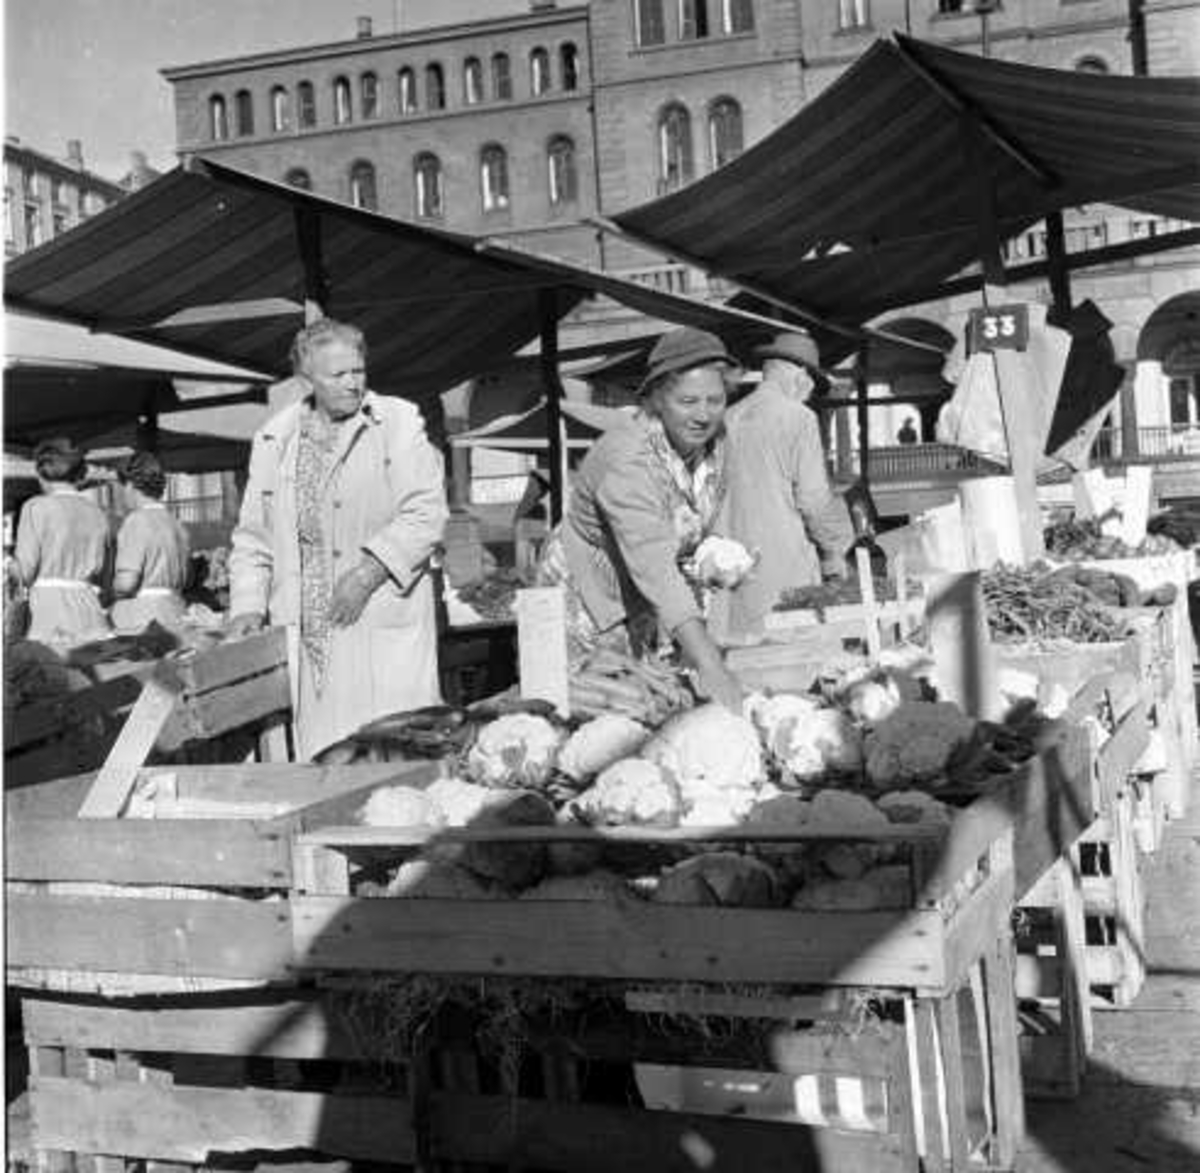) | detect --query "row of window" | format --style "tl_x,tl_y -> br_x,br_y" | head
658,97 -> 743,192
209,43 -> 580,141
282,136 -> 580,220
635,0 -> 755,47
